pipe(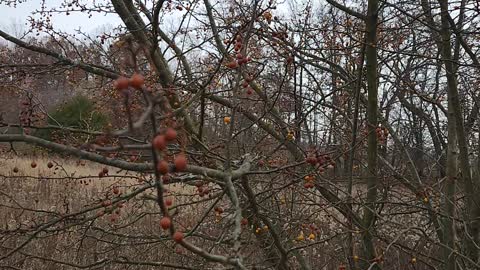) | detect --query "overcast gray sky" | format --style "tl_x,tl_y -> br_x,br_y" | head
0,0 -> 121,35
